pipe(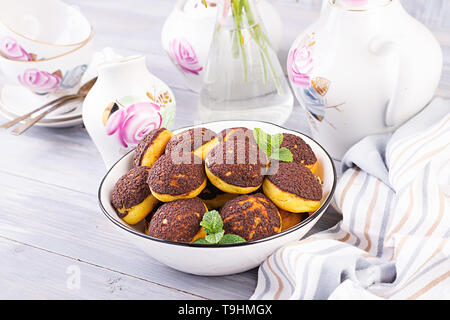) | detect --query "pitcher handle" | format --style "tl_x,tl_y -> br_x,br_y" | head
369,36 -> 403,127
